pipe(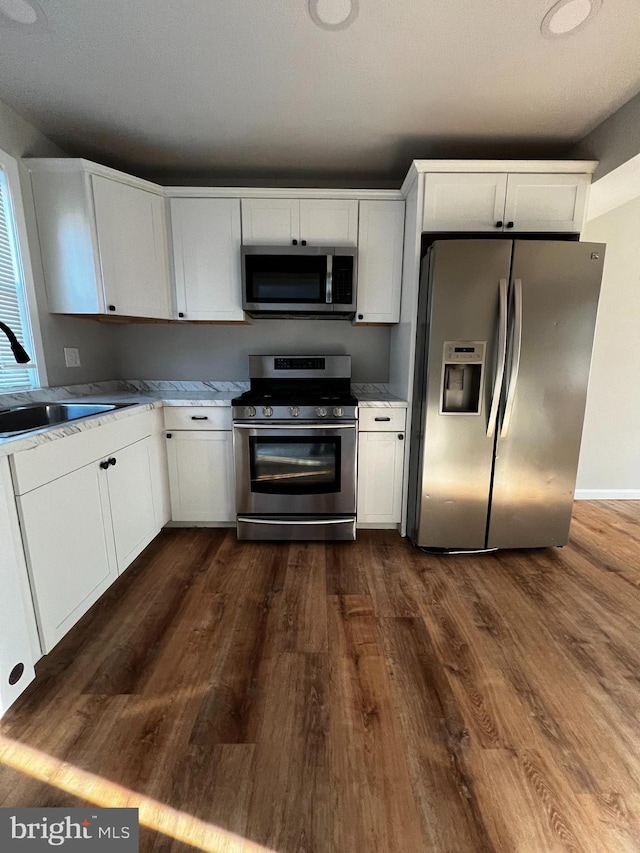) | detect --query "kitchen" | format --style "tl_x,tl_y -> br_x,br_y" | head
1,0 -> 640,851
